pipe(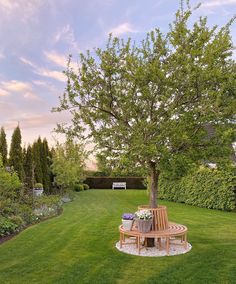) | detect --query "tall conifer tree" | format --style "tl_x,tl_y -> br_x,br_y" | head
41,138 -> 52,192
0,127 -> 8,166
9,125 -> 24,180
23,145 -> 34,189
32,137 -> 43,184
